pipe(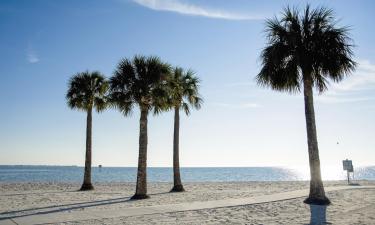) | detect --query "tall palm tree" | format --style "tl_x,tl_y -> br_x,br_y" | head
109,55 -> 171,199
168,67 -> 202,192
66,71 -> 108,191
256,5 -> 356,205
